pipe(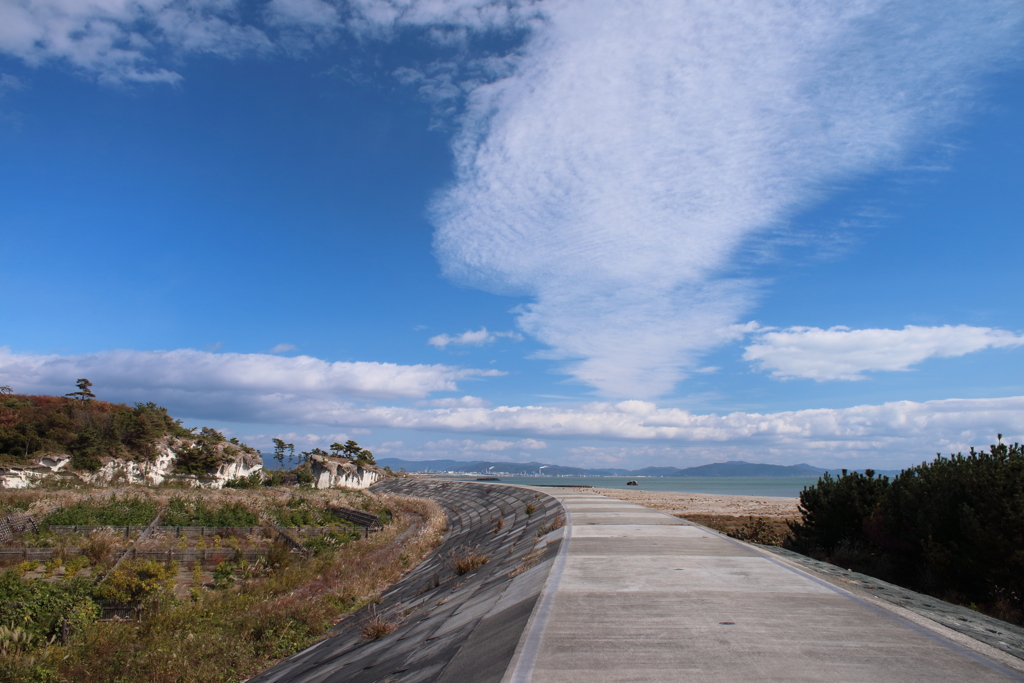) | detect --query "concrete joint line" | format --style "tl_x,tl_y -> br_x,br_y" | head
504,499 -> 573,683
714,530 -> 1024,681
